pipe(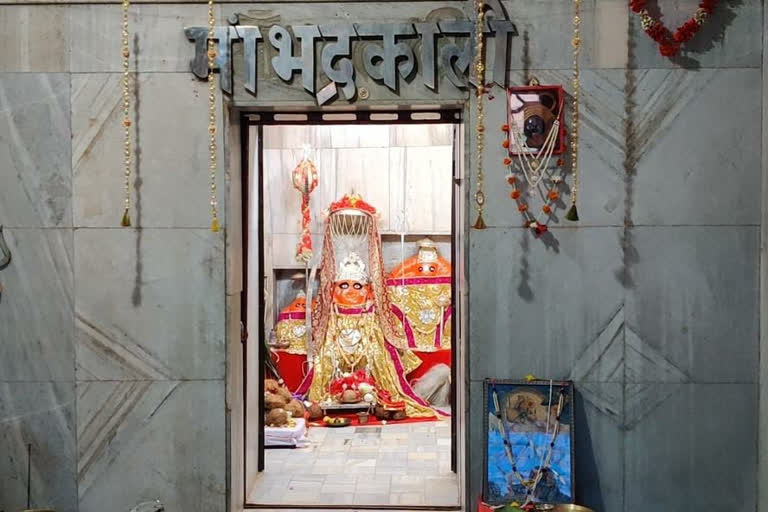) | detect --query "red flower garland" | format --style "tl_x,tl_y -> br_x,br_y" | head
502,131 -> 565,238
630,0 -> 718,58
